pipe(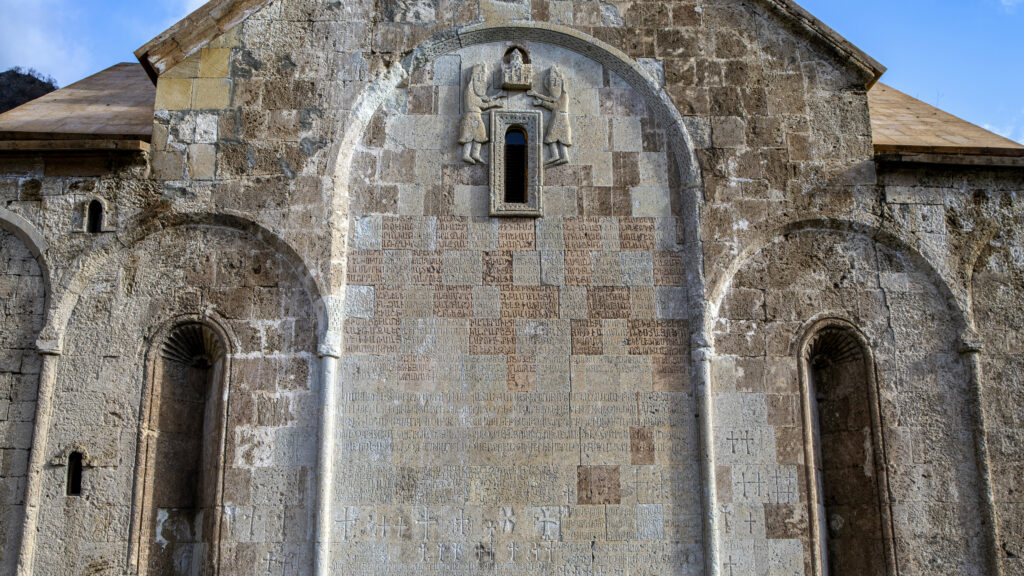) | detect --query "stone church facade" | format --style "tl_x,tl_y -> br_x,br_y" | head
0,0 -> 1022,574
